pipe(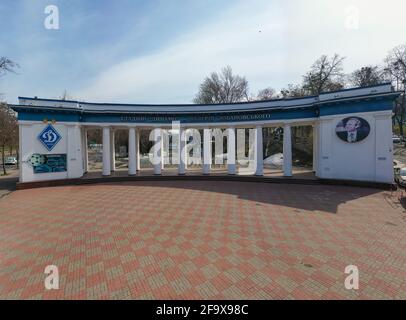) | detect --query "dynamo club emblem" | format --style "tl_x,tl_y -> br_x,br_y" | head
38,124 -> 62,151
